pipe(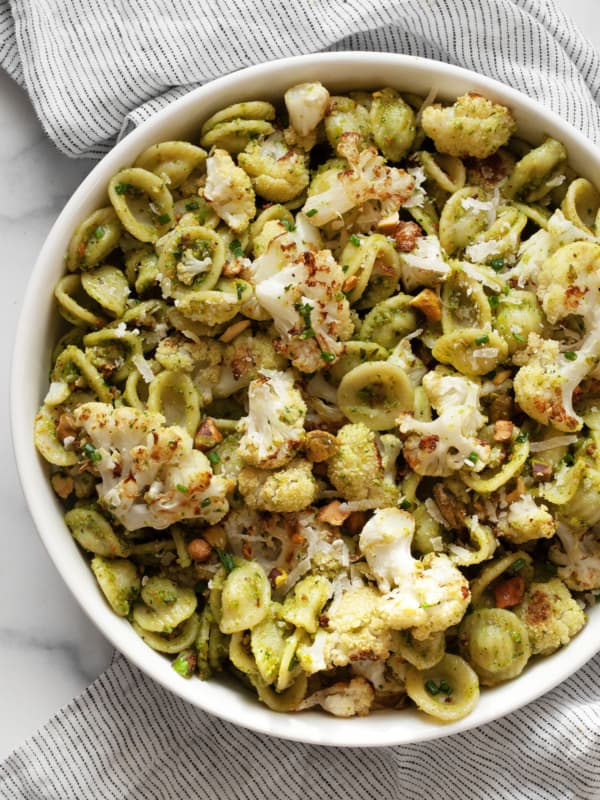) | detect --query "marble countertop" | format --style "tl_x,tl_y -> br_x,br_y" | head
1,0 -> 599,761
